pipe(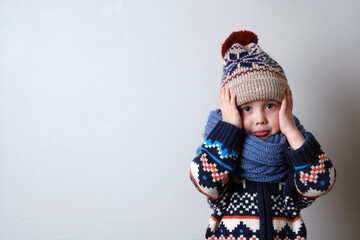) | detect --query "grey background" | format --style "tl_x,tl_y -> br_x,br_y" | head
0,0 -> 359,239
